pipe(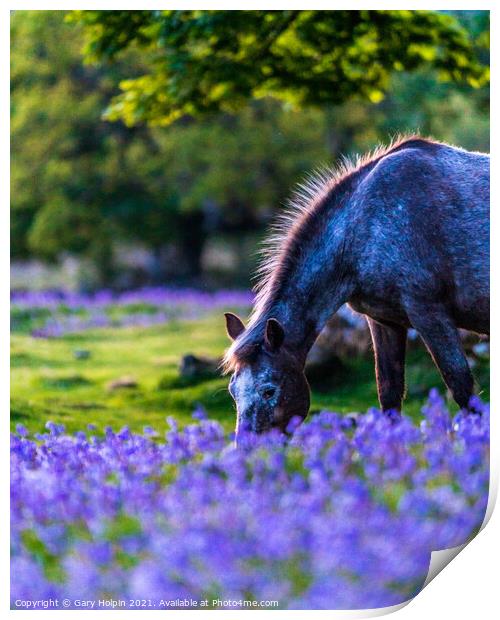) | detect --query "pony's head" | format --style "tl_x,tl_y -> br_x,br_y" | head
223,312 -> 310,439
